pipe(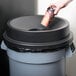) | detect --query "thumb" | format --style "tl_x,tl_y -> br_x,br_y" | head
54,7 -> 61,15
